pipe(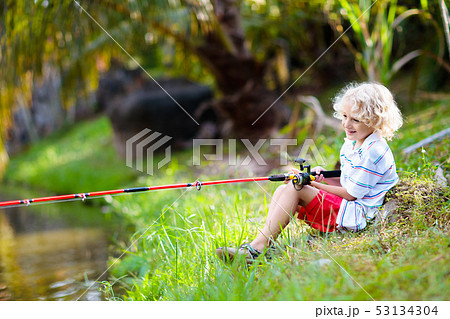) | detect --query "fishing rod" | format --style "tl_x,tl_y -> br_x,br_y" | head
0,158 -> 340,208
